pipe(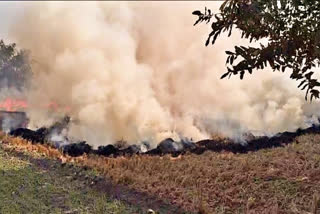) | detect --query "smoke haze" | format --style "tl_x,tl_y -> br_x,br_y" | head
6,1 -> 320,147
